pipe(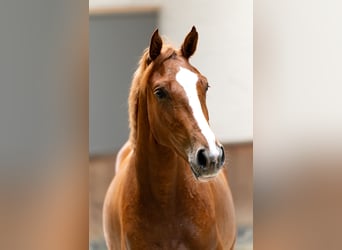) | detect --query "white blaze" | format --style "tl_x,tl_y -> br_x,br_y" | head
176,67 -> 219,157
